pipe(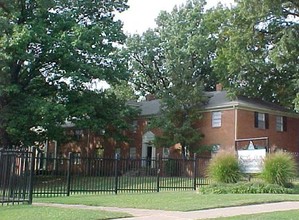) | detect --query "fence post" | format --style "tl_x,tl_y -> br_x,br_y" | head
114,153 -> 119,195
193,153 -> 197,191
28,147 -> 36,204
66,152 -> 72,196
156,153 -> 160,192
